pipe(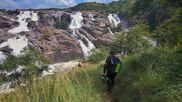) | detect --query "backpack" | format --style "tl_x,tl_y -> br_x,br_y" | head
110,56 -> 122,73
